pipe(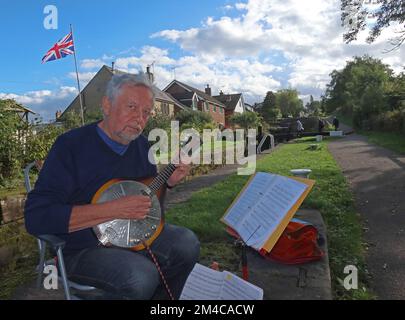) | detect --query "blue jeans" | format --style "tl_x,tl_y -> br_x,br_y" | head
64,224 -> 200,300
